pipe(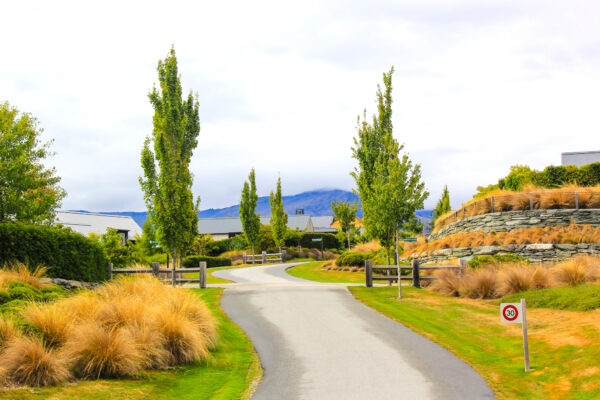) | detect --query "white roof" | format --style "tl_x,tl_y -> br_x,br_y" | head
55,211 -> 142,238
